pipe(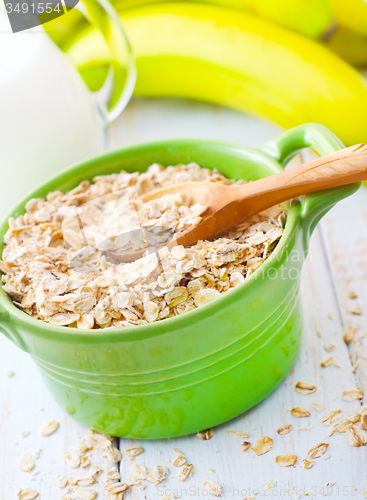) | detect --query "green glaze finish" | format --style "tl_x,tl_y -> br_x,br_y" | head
0,123 -> 360,438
